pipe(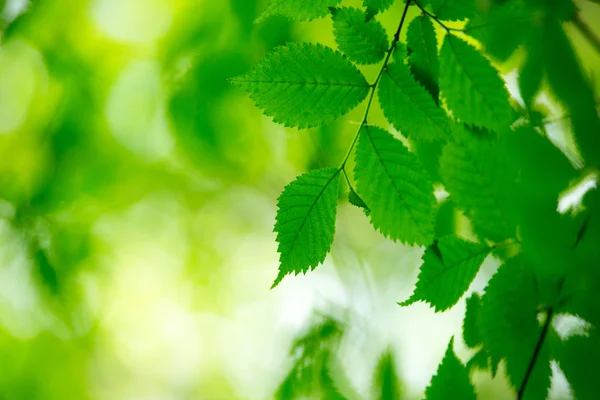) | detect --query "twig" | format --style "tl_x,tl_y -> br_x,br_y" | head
517,308 -> 554,399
